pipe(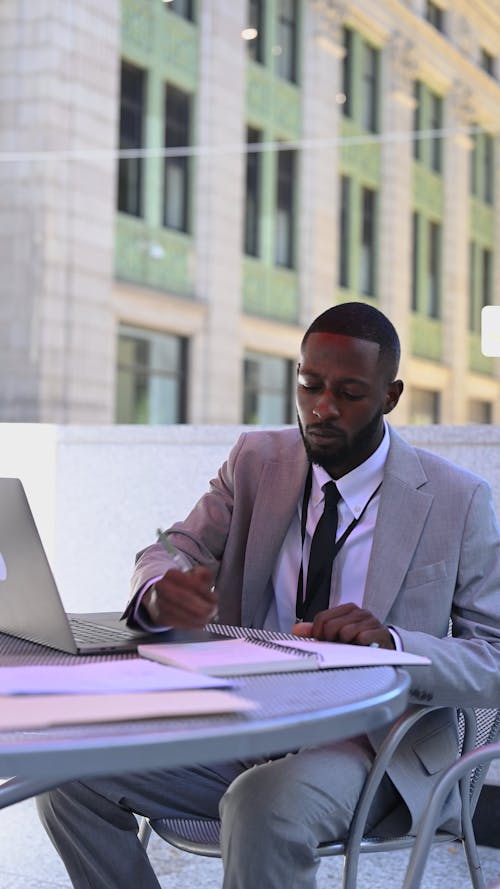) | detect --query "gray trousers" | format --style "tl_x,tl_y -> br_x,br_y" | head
37,735 -> 399,889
